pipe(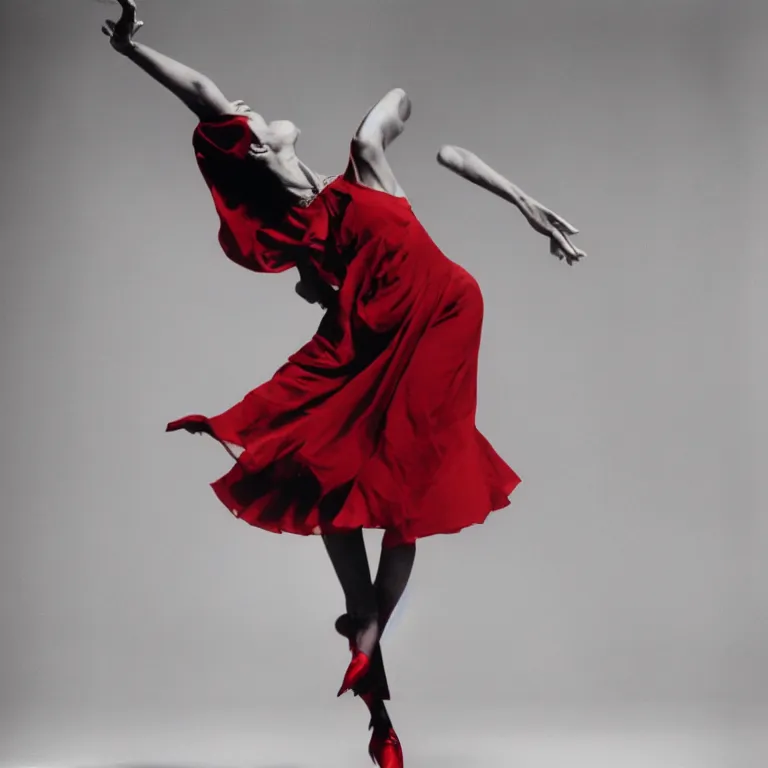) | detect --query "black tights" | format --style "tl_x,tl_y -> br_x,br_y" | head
322,529 -> 416,725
